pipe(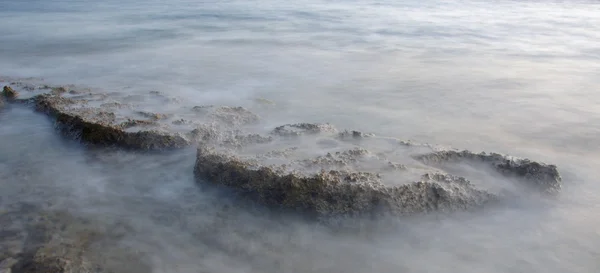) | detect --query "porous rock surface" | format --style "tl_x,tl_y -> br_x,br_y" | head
194,145 -> 494,219
194,126 -> 562,219
1,81 -> 262,151
414,150 -> 562,193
